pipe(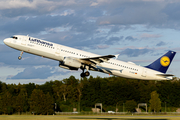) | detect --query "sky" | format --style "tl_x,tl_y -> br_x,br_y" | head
1,0 -> 180,84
